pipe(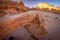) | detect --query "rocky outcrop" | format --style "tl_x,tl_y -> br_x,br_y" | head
37,2 -> 60,10
23,15 -> 48,40
0,12 -> 49,40
0,0 -> 27,17
0,13 -> 37,40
